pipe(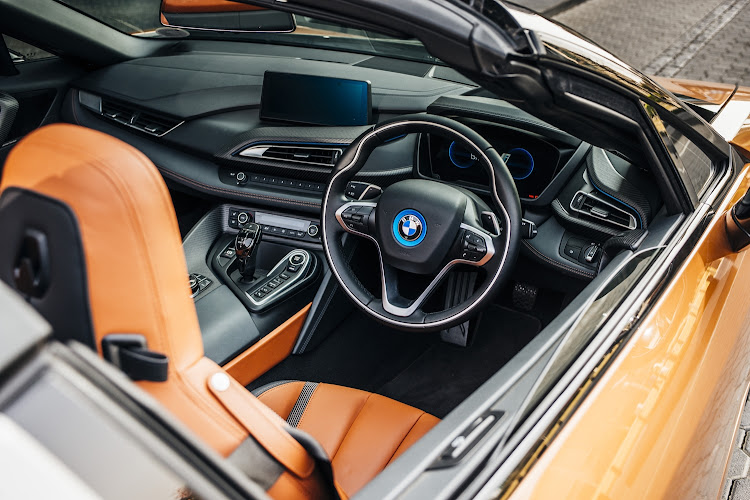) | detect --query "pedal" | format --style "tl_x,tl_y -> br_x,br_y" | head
512,282 -> 537,312
440,271 -> 478,347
